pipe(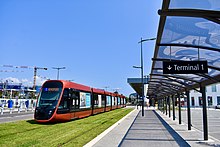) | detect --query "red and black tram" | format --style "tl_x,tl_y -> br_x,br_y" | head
34,80 -> 126,123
